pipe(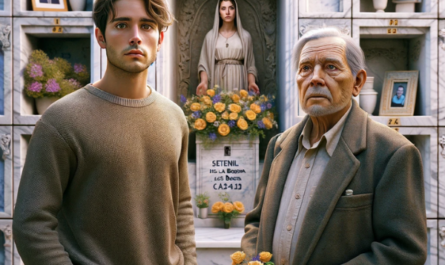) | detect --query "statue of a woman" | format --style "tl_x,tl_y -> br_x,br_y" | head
196,0 -> 259,95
